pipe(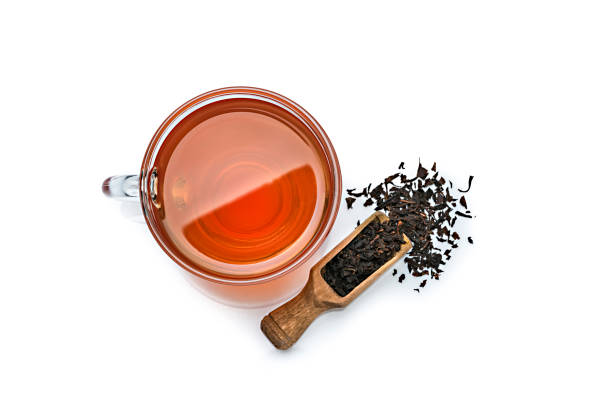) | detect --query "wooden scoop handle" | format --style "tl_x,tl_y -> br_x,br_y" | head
261,279 -> 332,350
